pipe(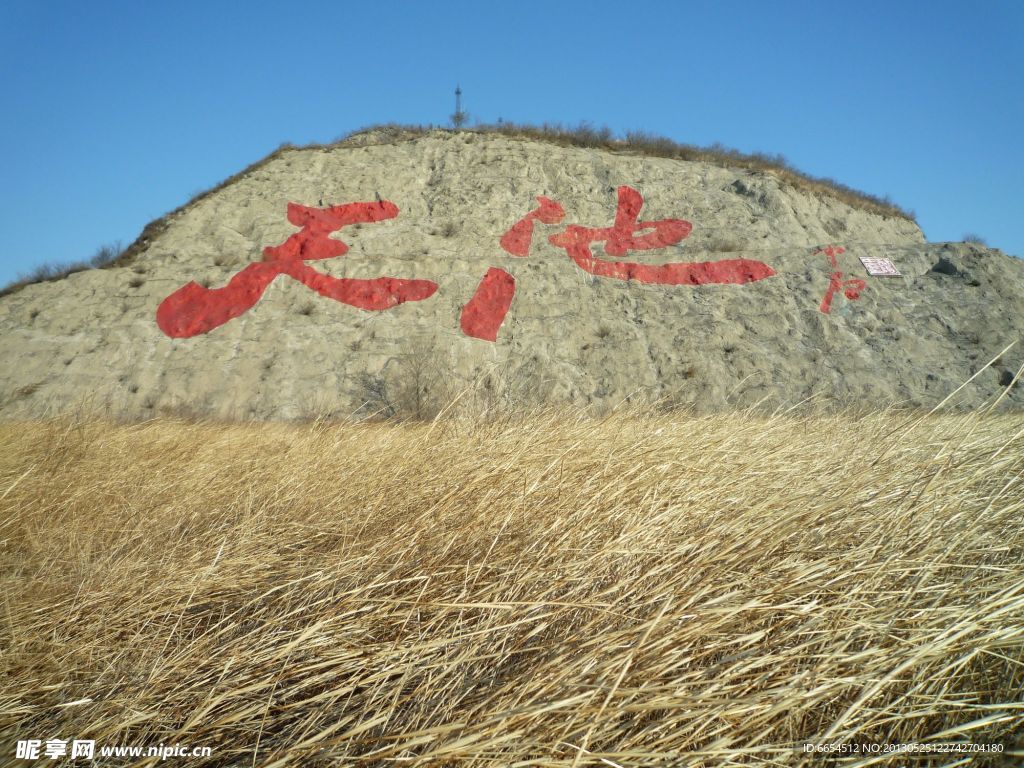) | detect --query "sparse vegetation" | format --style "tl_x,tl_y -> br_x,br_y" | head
353,121 -> 913,223
963,232 -> 988,245
3,408 -> 1023,765
705,236 -> 745,252
356,372 -> 397,419
89,241 -> 124,267
0,241 -> 125,298
460,121 -> 915,220
356,340 -> 452,420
